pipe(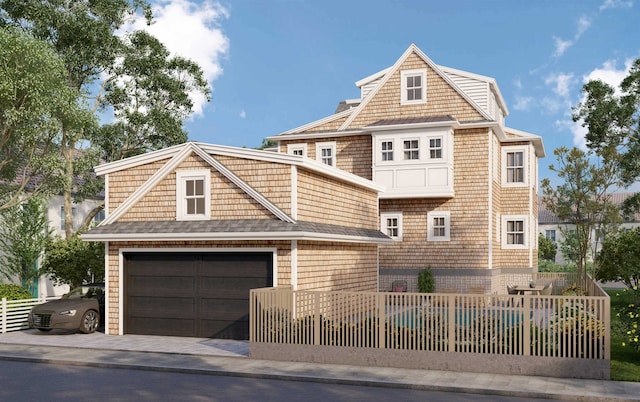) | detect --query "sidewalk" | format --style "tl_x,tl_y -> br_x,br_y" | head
1,330 -> 639,401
